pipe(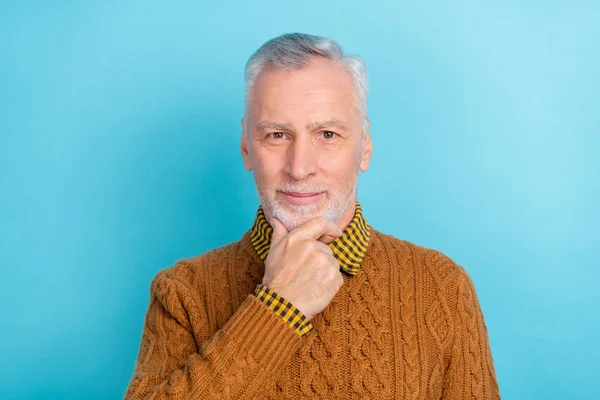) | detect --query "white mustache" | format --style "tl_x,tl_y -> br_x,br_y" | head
275,182 -> 328,193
